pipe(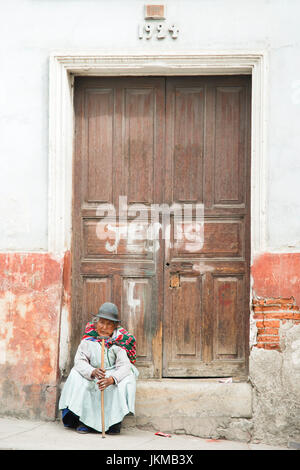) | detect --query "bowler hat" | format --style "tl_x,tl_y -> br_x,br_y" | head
94,302 -> 120,322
